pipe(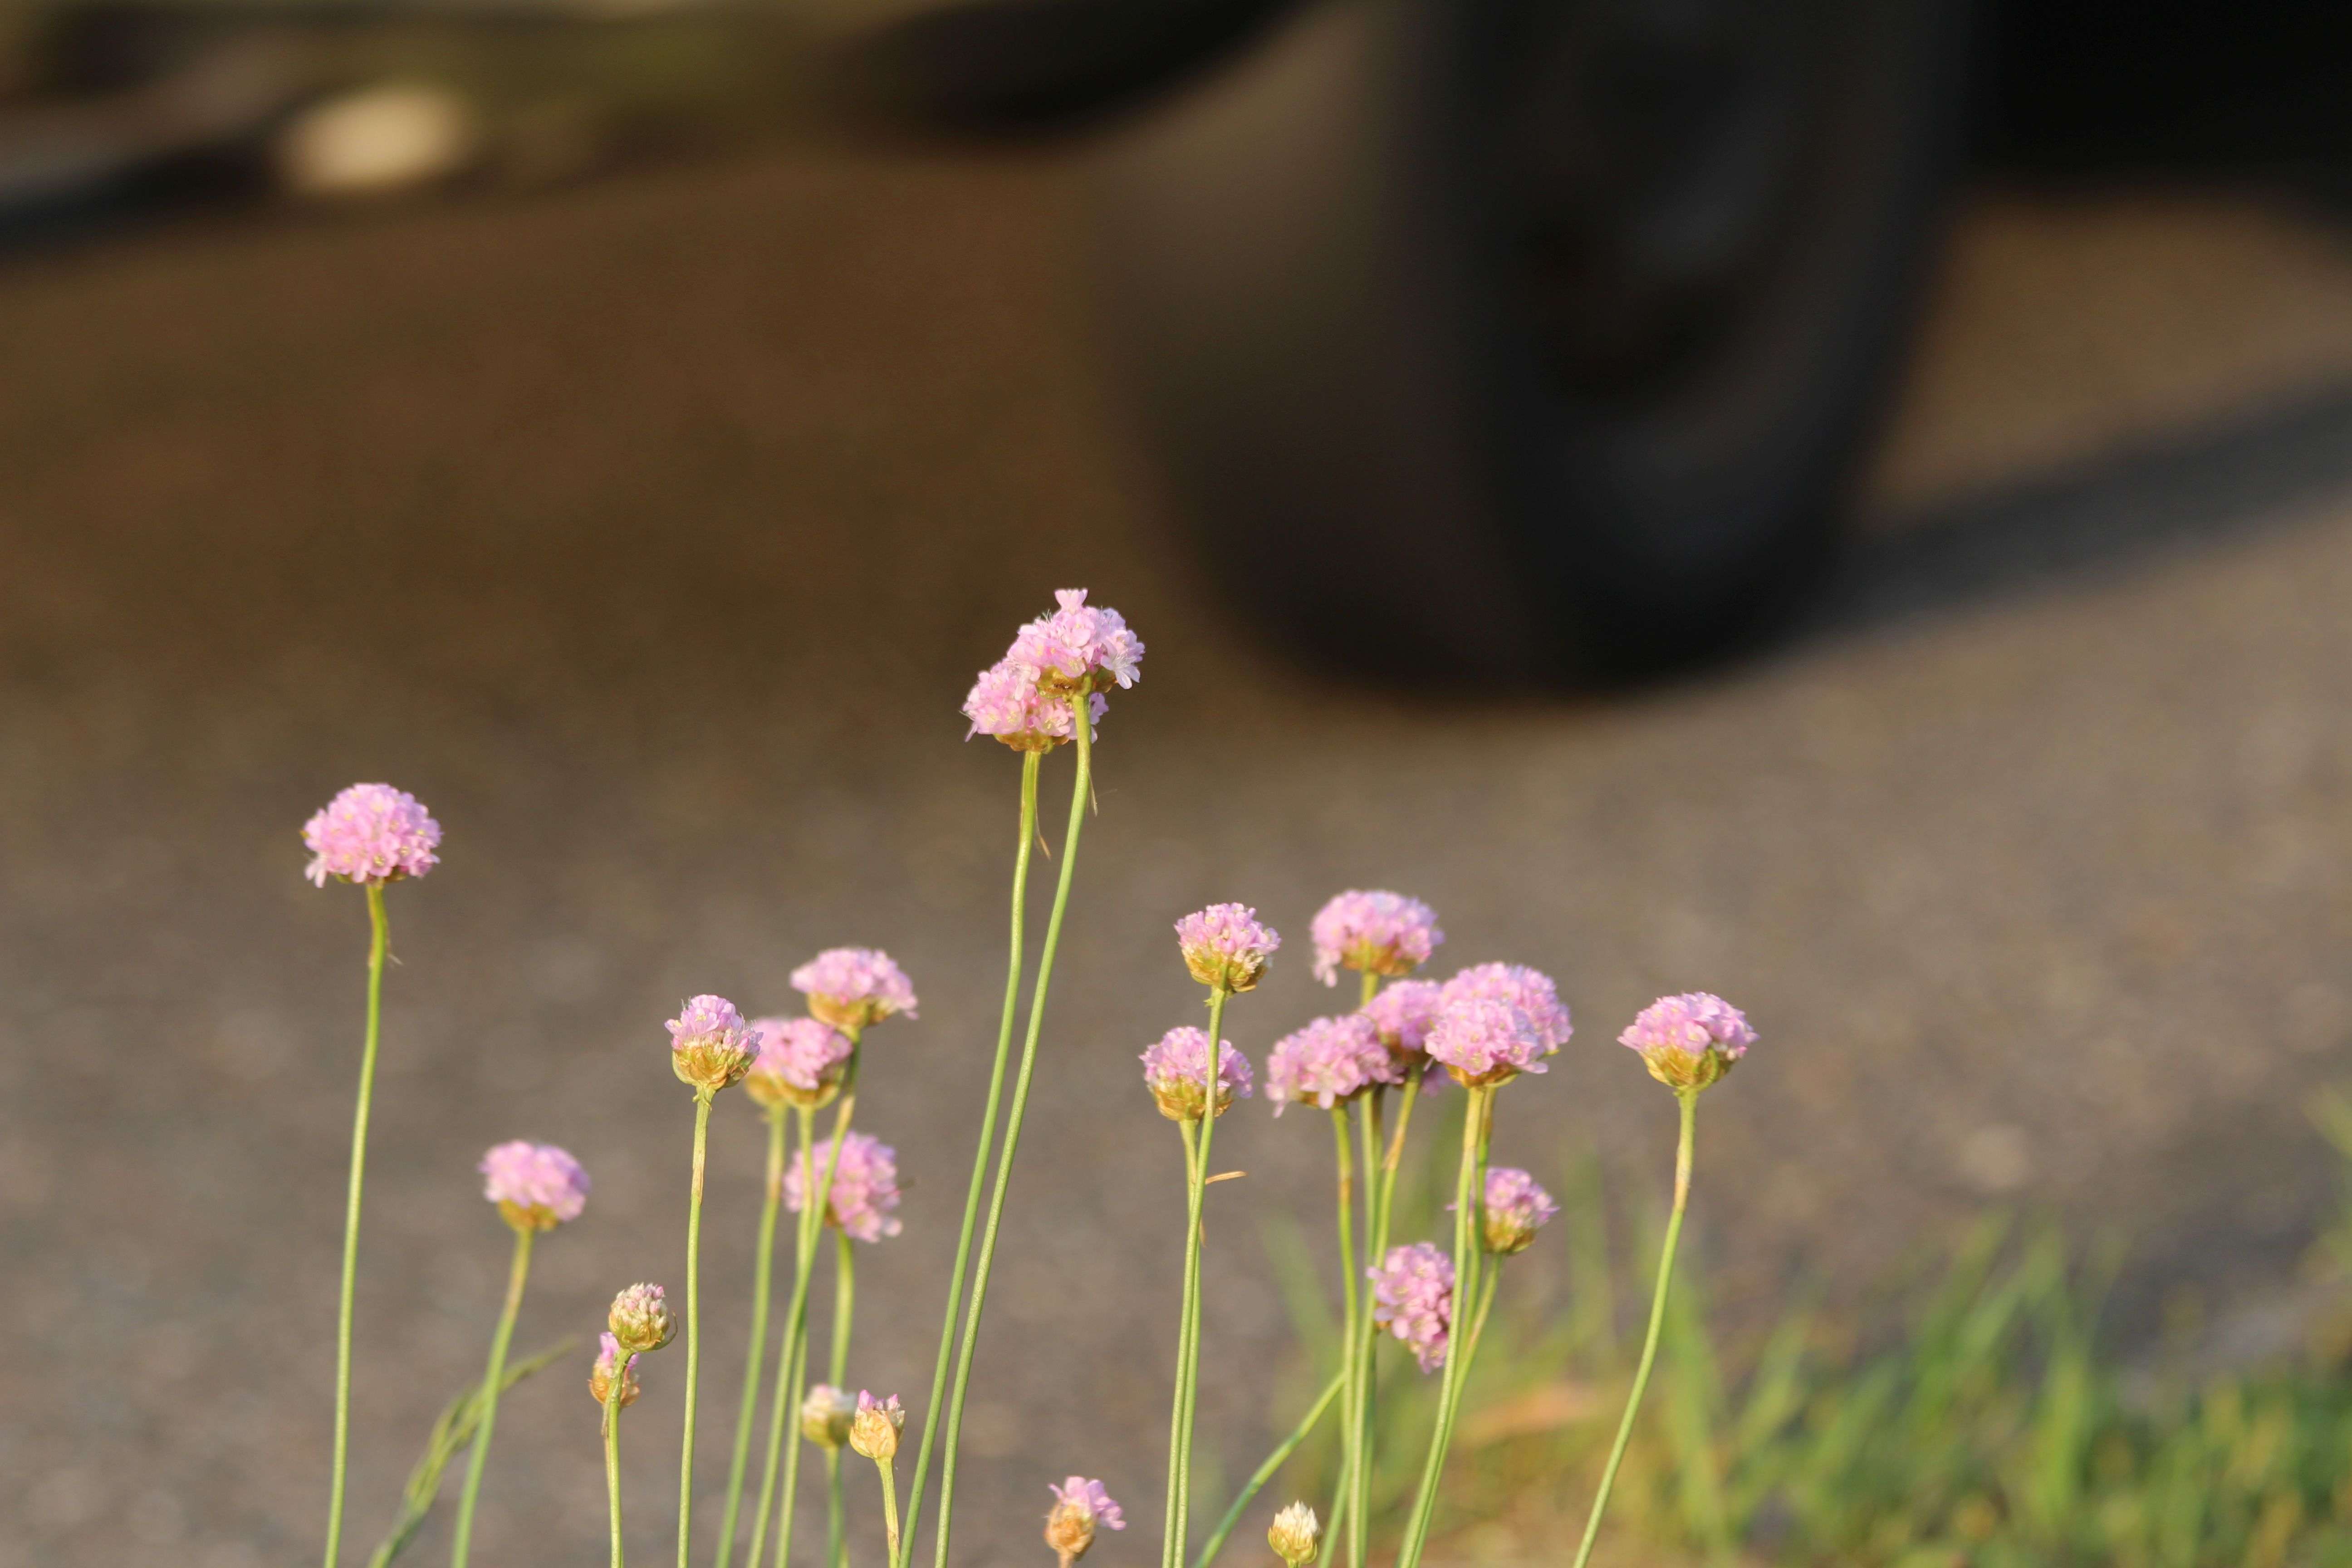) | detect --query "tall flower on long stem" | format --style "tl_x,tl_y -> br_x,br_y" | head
450,1142 -> 589,1568
1568,995 -> 1753,1568
666,997 -> 760,1568
304,781 -> 441,1568
913,590 -> 1142,1568
1045,1476 -> 1127,1568
1164,904 -> 1279,1568
602,1284 -> 679,1568
850,1392 -> 908,1561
